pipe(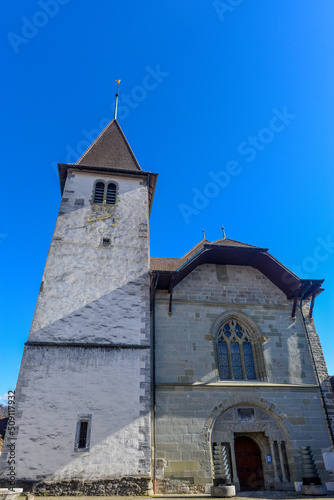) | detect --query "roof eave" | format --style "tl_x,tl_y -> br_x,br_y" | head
151,246 -> 324,299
